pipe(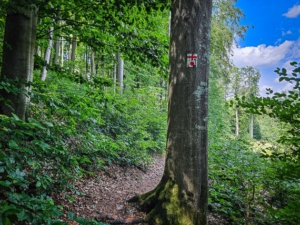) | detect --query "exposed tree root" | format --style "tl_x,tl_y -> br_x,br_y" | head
128,178 -> 204,225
